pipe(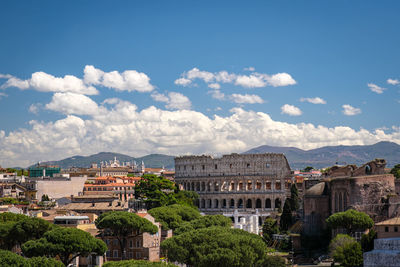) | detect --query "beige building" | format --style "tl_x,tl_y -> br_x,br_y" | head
175,153 -> 291,222
375,217 -> 400,239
